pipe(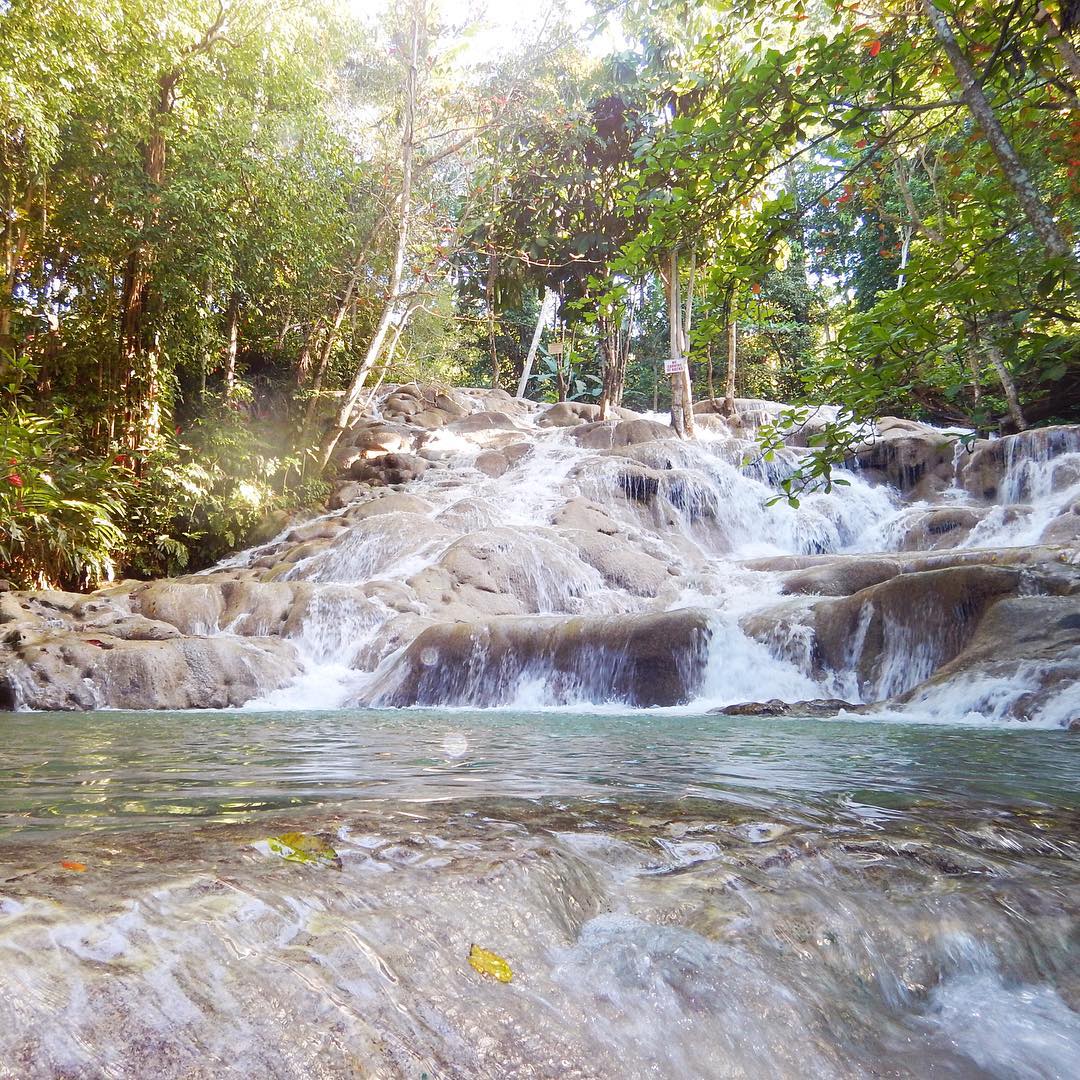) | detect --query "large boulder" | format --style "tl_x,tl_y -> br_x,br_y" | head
350,452 -> 429,486
282,512 -> 452,585
897,595 -> 1080,727
0,630 -> 301,711
406,528 -> 603,619
571,418 -> 676,450
539,401 -> 602,428
359,607 -> 713,708
343,491 -> 434,522
446,411 -> 522,436
1041,499 -> 1080,546
562,528 -> 676,597
346,419 -> 415,454
743,563 -> 1047,701
846,427 -> 957,498
958,426 -> 1080,502
468,441 -> 531,477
